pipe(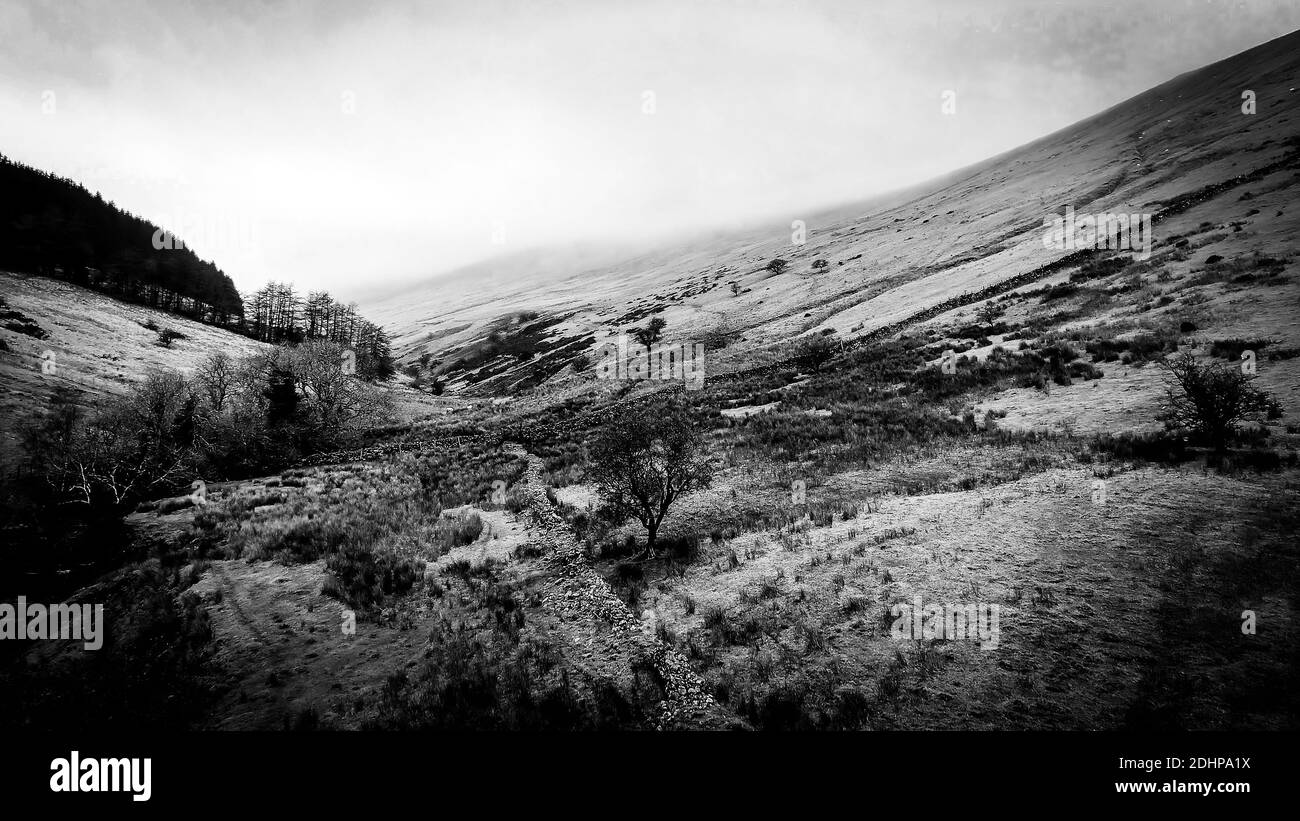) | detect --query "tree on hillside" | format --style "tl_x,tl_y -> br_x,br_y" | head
241,284 -> 394,379
195,351 -> 236,413
1159,351 -> 1279,454
355,321 -> 396,380
796,334 -> 836,373
976,300 -> 1003,324
587,400 -> 712,559
303,290 -> 333,339
630,316 -> 667,348
291,339 -> 392,437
